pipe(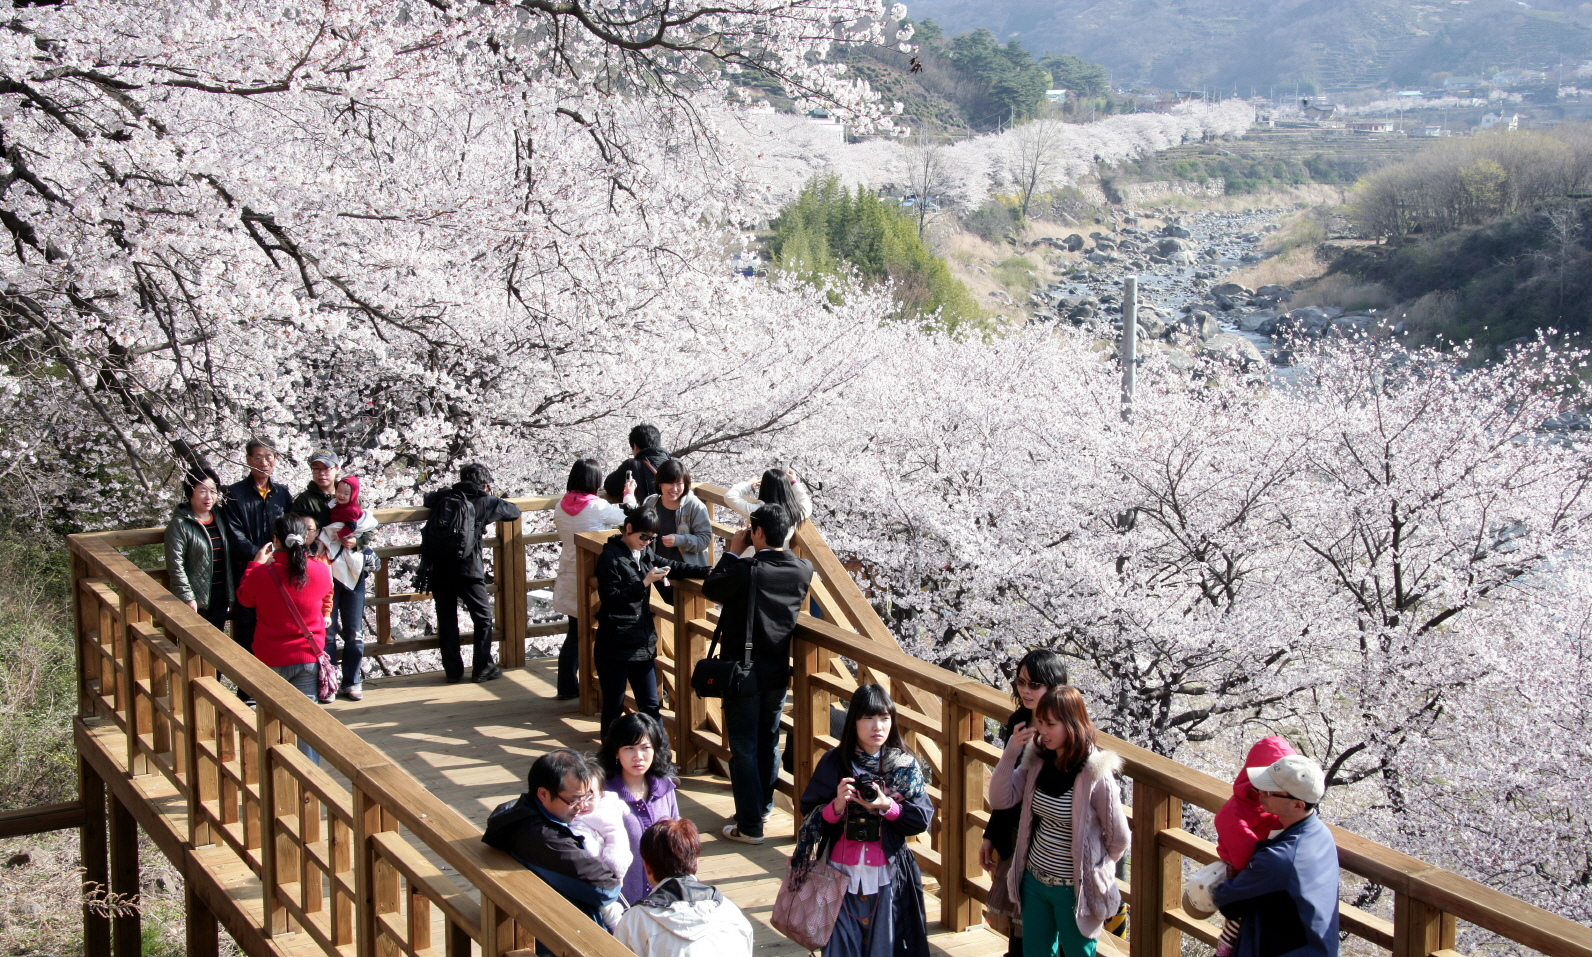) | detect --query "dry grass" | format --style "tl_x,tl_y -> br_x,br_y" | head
1223,245 -> 1331,290
1290,273 -> 1396,313
937,228 -> 1041,327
